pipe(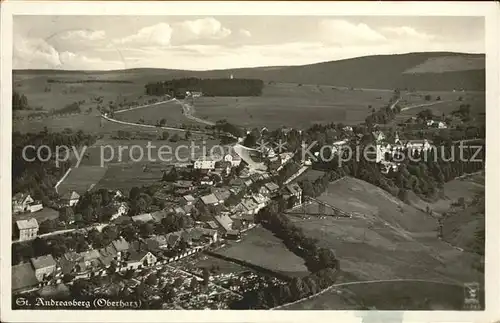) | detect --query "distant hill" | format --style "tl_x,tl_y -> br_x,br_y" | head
14,52 -> 485,91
